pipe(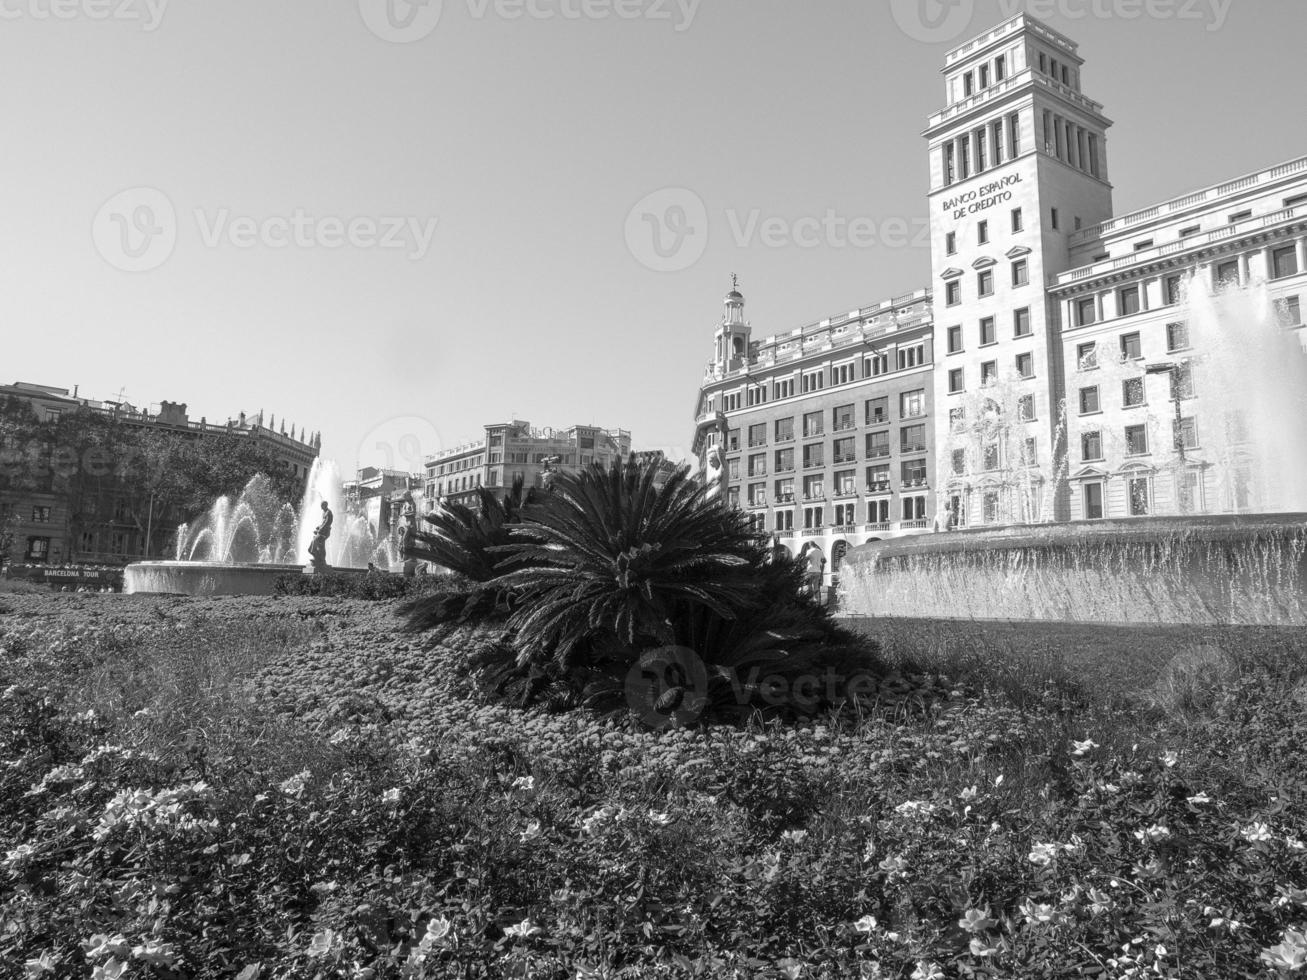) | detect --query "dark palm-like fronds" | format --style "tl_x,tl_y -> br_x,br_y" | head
489,458 -> 764,668
399,475 -> 540,630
